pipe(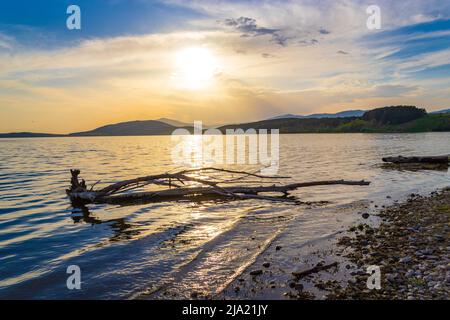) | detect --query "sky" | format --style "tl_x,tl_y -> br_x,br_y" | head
1,0 -> 450,133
